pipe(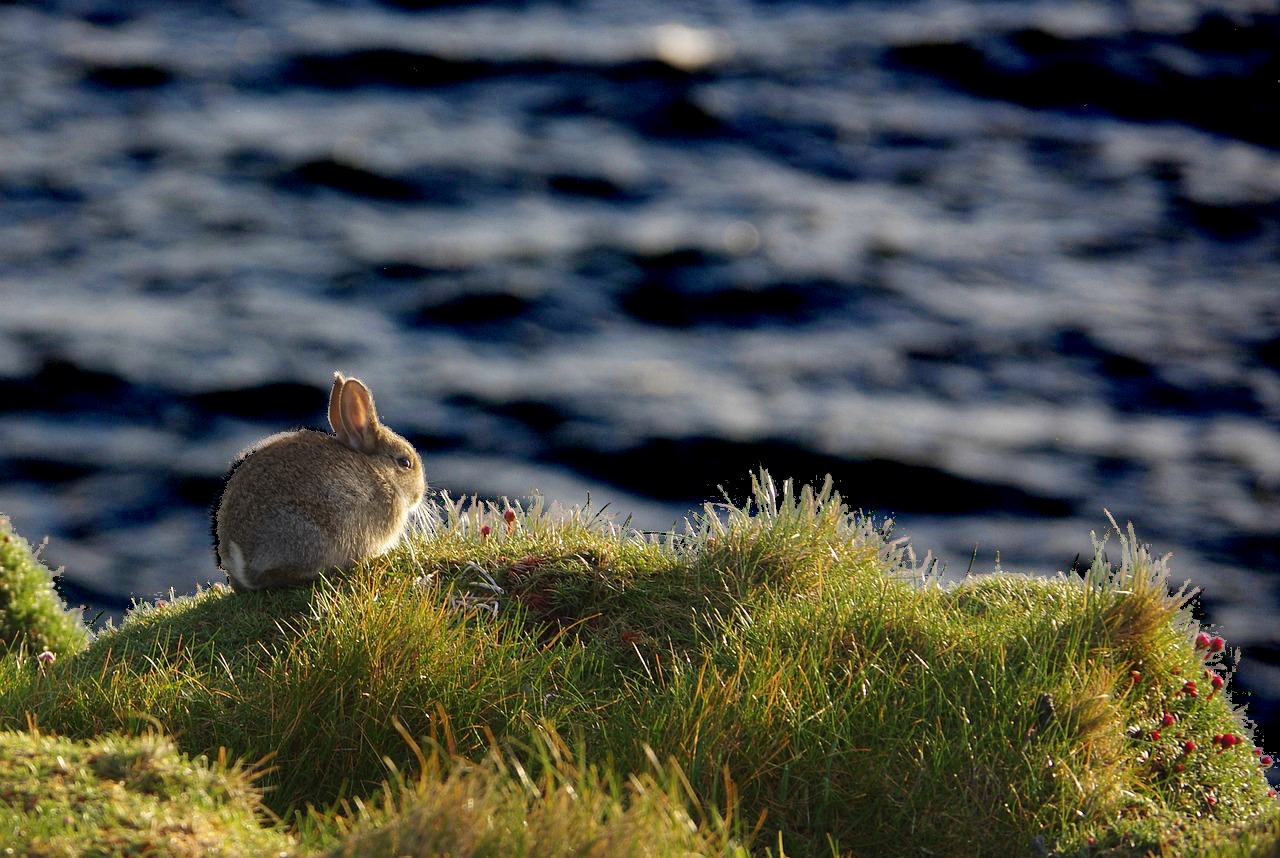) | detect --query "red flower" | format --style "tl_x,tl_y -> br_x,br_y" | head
1130,670 -> 1142,683
1262,755 -> 1274,767
1160,713 -> 1176,727
1210,674 -> 1225,692
1183,740 -> 1196,754
1210,636 -> 1225,653
480,524 -> 492,539
1152,730 -> 1162,741
1195,632 -> 1212,650
1206,794 -> 1217,807
1183,680 -> 1198,697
